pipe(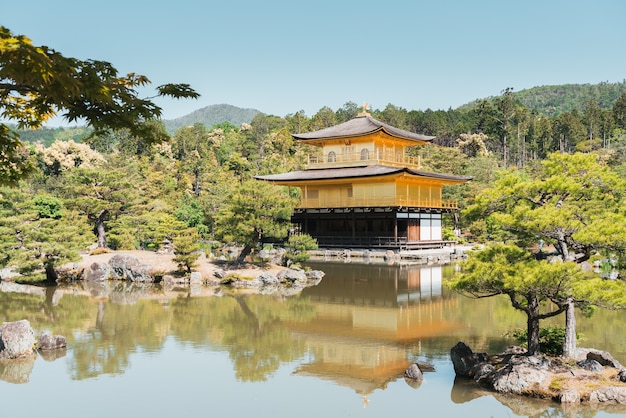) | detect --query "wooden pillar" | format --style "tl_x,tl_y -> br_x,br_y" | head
394,211 -> 398,244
